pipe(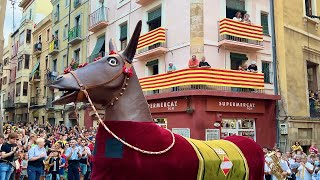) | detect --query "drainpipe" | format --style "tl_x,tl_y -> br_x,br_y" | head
270,0 -> 280,146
